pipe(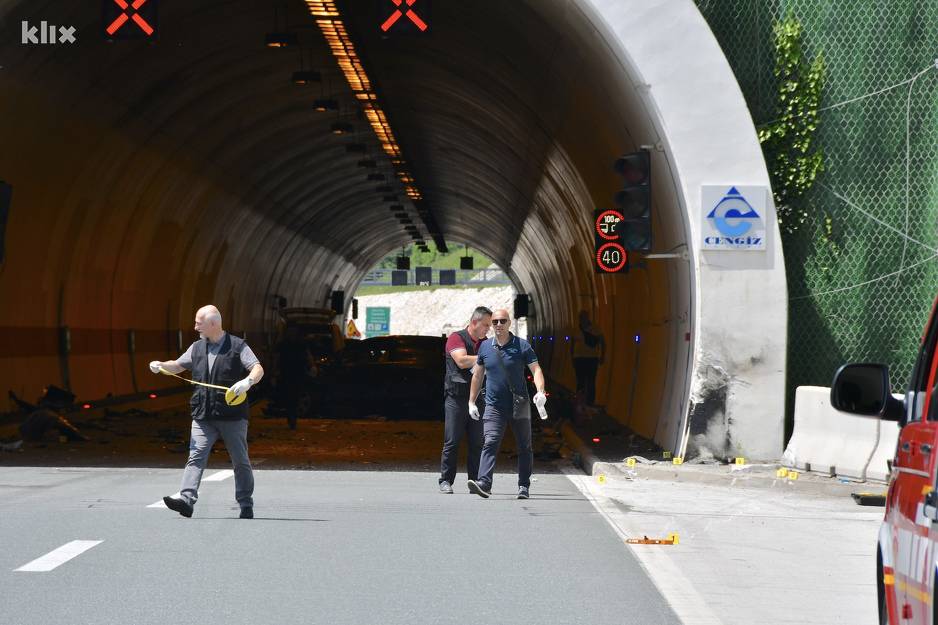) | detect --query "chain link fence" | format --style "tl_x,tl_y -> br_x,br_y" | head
696,0 -> 938,434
